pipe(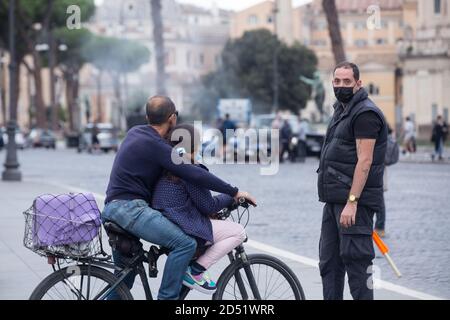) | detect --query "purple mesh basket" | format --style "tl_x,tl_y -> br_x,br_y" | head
24,193 -> 102,258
